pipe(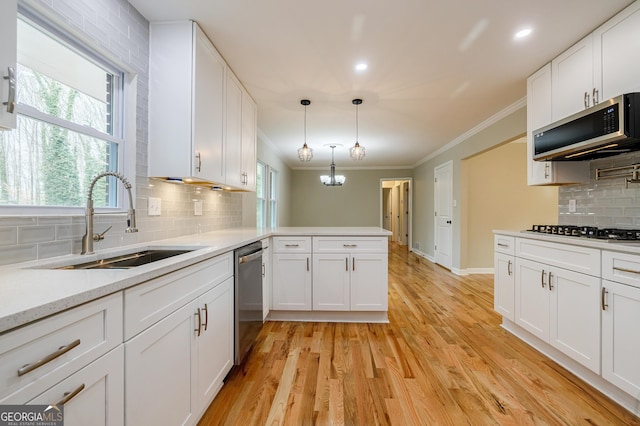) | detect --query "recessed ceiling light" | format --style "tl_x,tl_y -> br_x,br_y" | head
515,28 -> 532,39
355,63 -> 368,72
